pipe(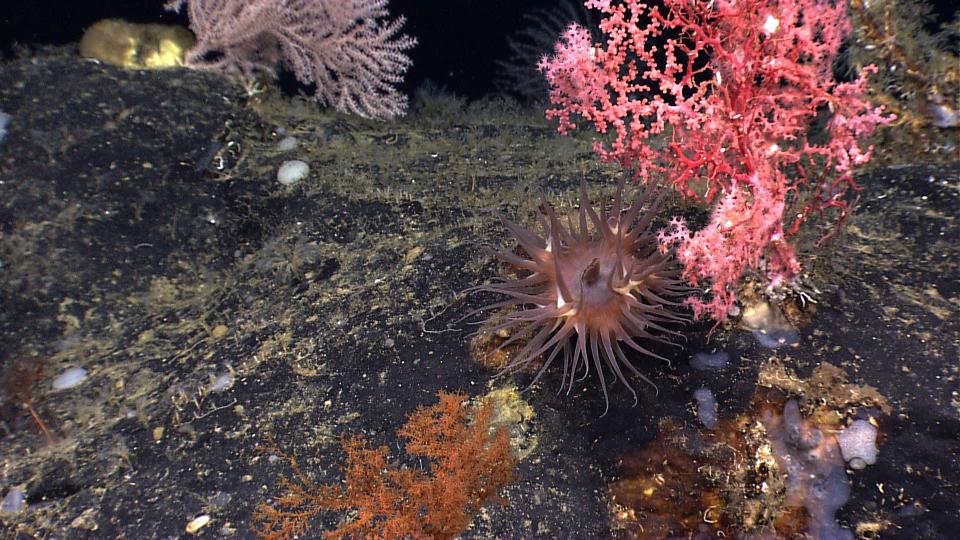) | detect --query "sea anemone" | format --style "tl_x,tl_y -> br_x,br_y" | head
470,181 -> 690,414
